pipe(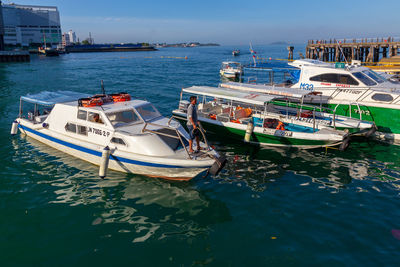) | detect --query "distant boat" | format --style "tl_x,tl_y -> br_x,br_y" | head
38,46 -> 59,57
219,61 -> 243,79
232,49 -> 240,56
